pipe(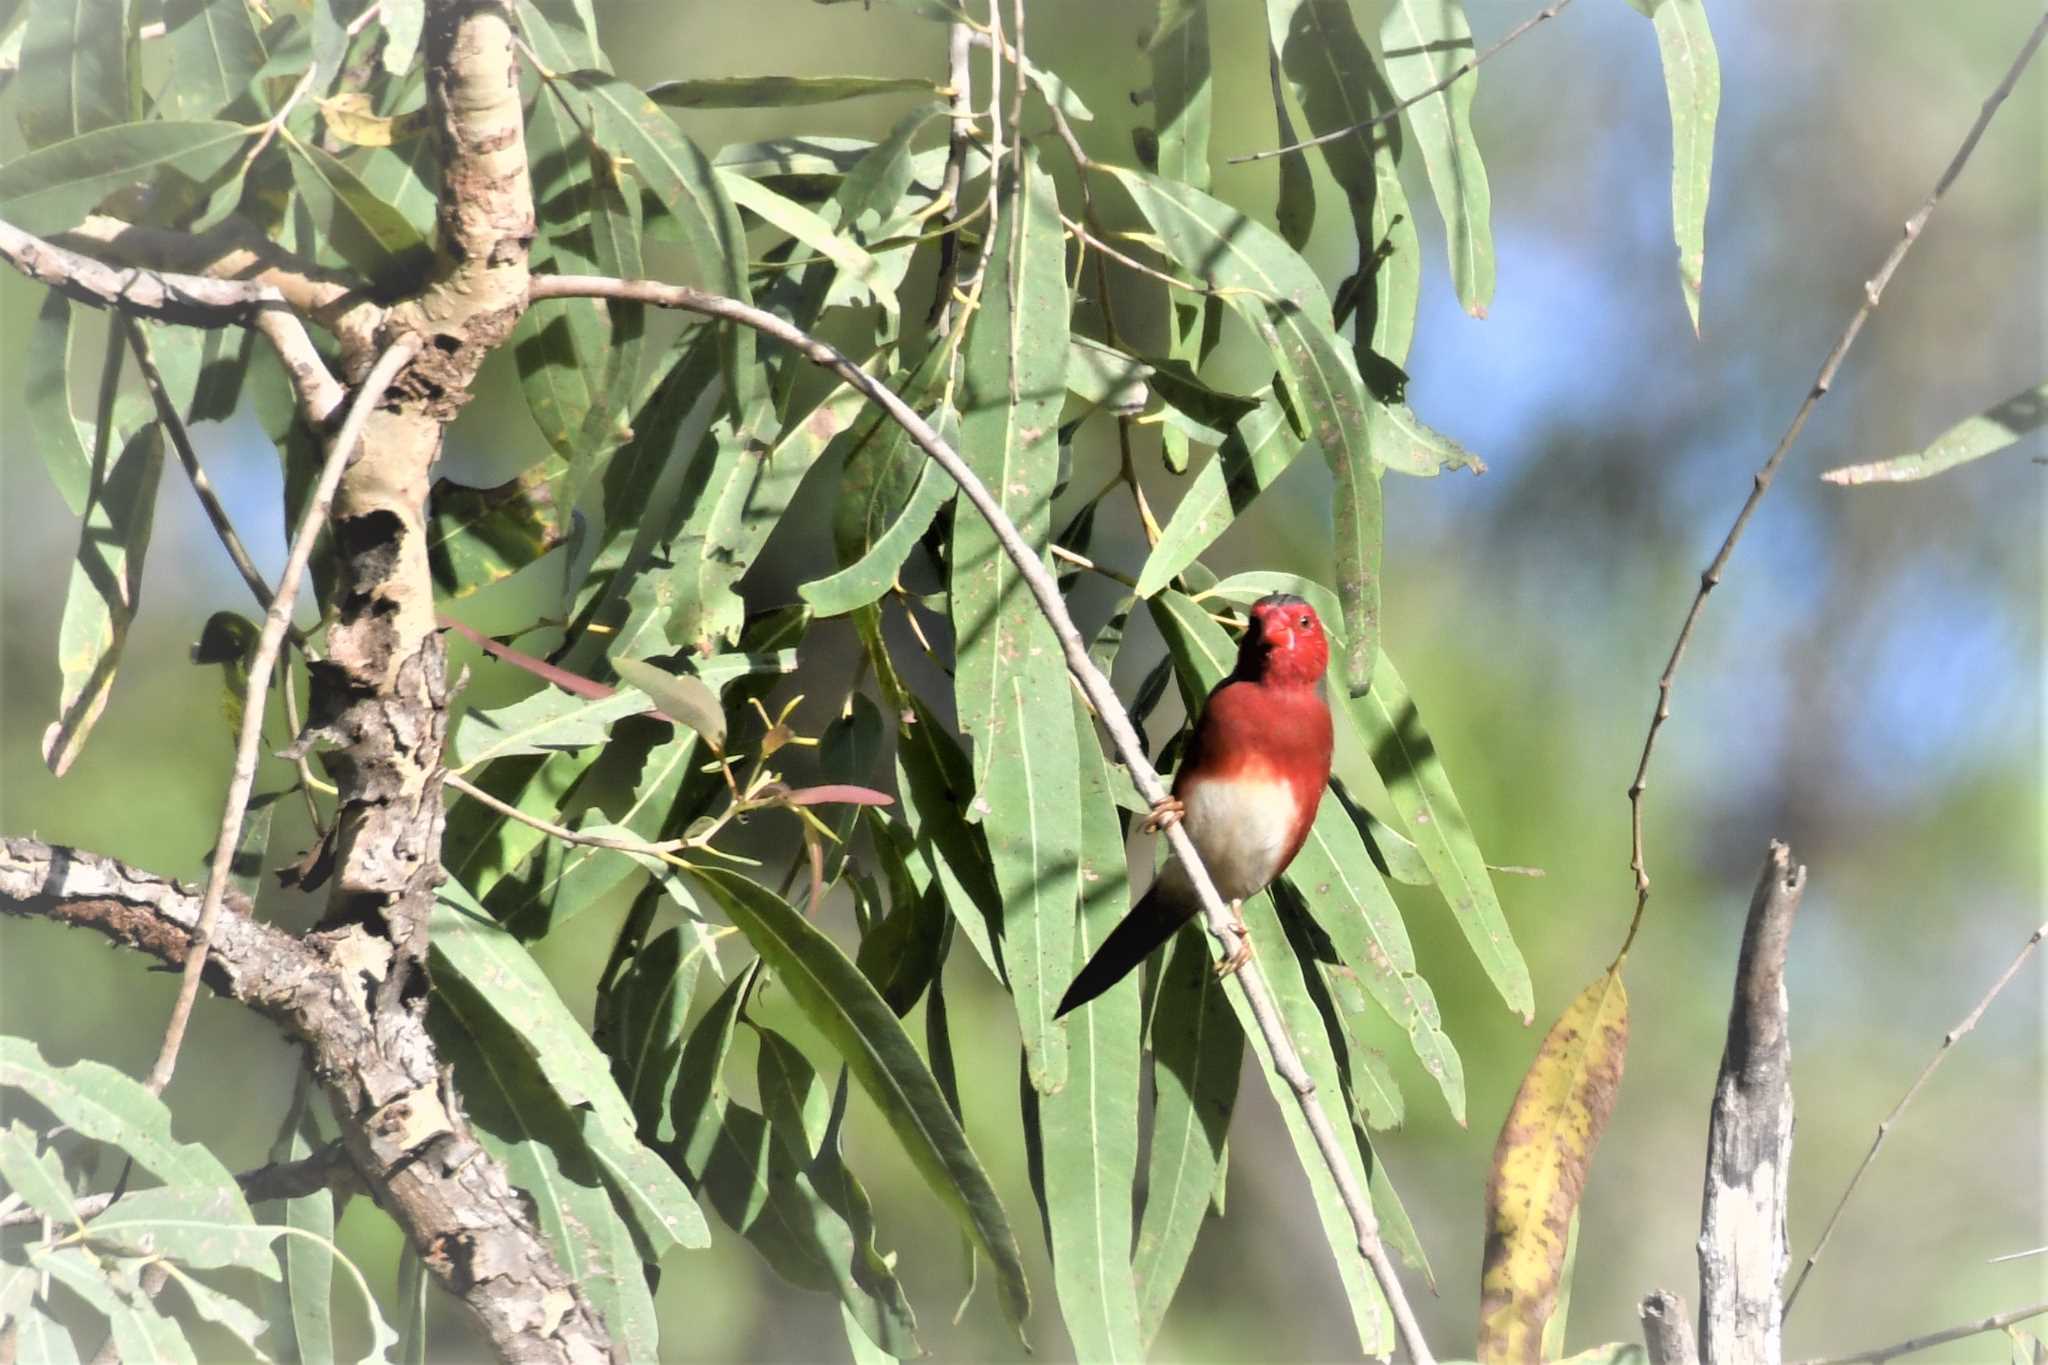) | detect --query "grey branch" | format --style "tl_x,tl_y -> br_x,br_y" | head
1783,917 -> 2047,1314
1788,1300 -> 2048,1365
1642,1289 -> 1701,1365
527,270 -> 1439,1365
0,216 -> 344,420
1698,842 -> 1806,1365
